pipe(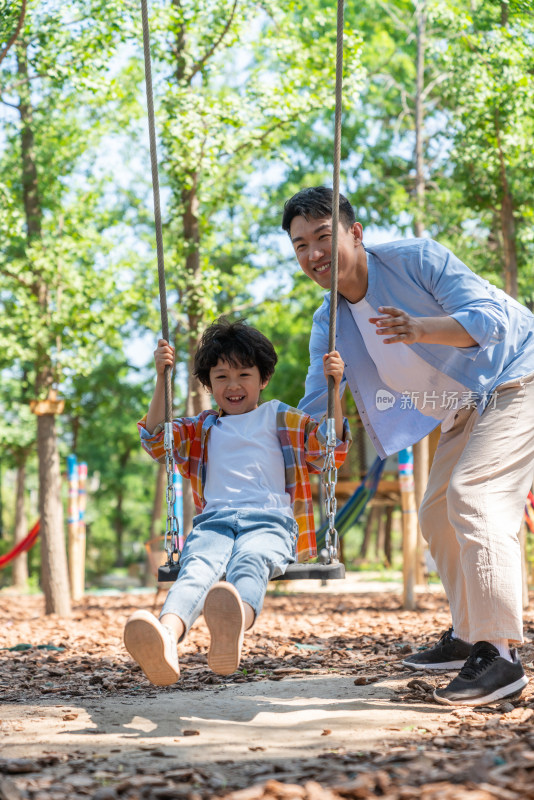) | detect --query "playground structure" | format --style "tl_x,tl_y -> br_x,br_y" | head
0,456 -> 87,600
